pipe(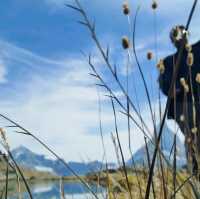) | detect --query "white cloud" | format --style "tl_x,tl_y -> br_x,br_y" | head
0,38 -> 167,163
1,0 -> 195,162
0,41 -> 133,162
0,49 -> 183,163
0,40 -> 64,69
